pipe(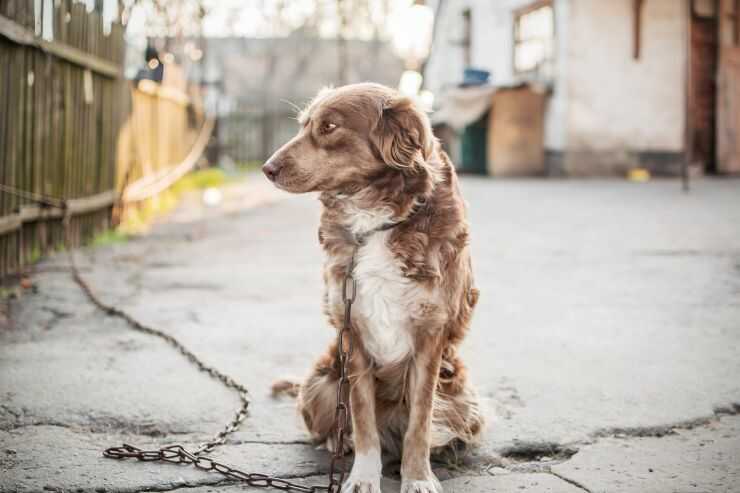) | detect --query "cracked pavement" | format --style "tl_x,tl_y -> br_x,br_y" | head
2,177 -> 740,493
